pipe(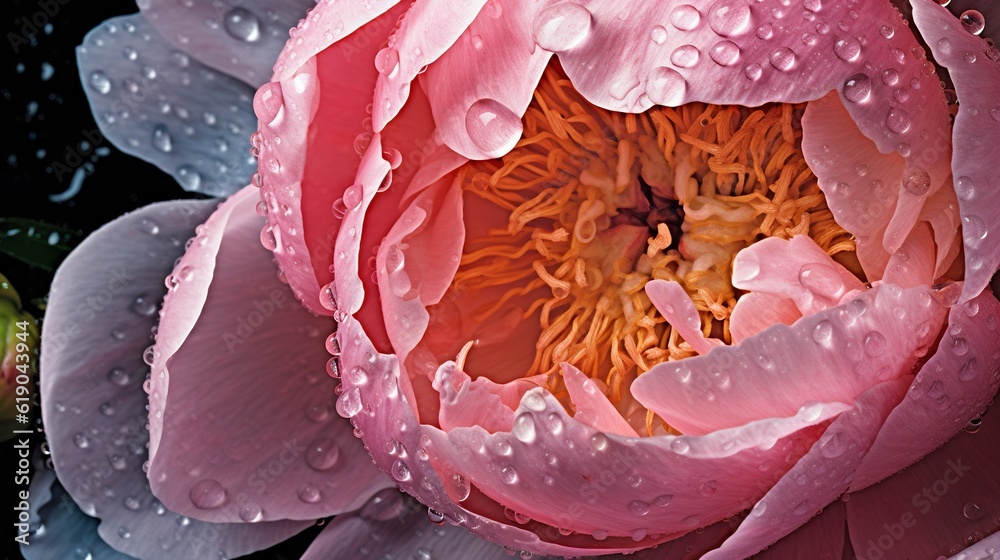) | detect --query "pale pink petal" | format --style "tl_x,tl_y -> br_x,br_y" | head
801,91 -> 904,280
332,317 -> 672,556
919,182 -> 963,278
147,186 -> 393,523
433,360 -> 546,433
301,490 -> 520,560
883,222 -> 937,289
370,0 -> 489,132
271,0 -> 401,82
138,0 -> 316,86
747,501 -> 846,560
425,388 -> 848,539
731,236 -> 866,316
849,287 -> 1000,491
946,1 -> 1000,44
632,283 -> 945,435
562,363 -> 638,438
420,0 -> 553,159
40,199 -> 307,558
254,4 -> 415,316
645,279 -> 723,355
548,1 -> 951,229
730,292 -> 802,344
845,407 -> 1000,559
77,14 -> 257,196
912,0 -> 1000,302
703,378 -> 910,560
